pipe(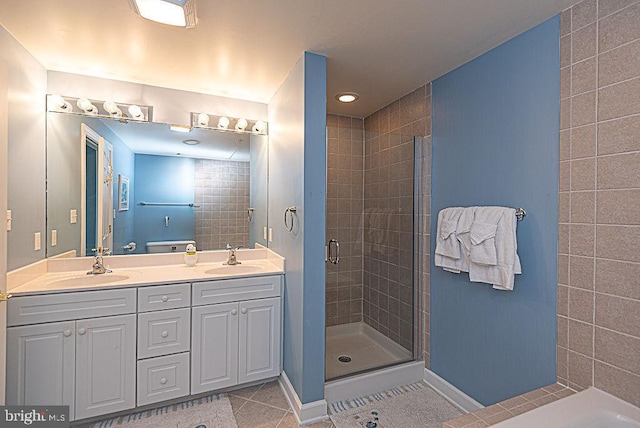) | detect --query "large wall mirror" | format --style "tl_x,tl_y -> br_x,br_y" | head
46,111 -> 268,257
